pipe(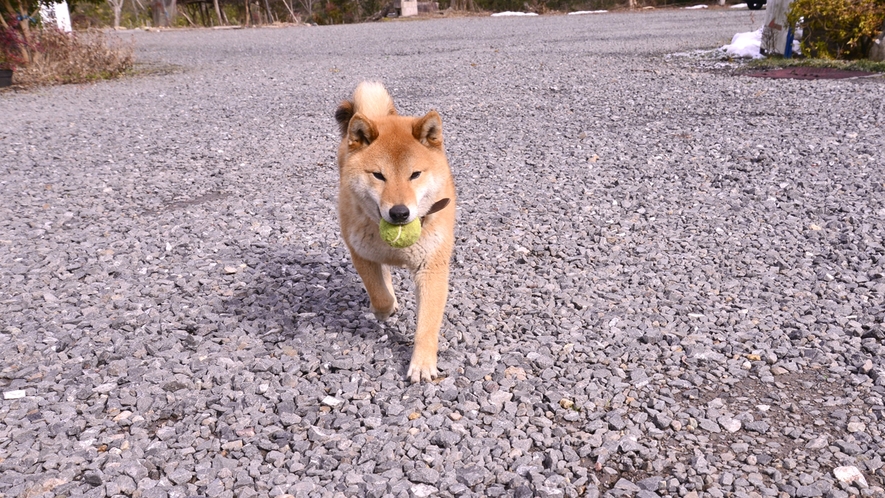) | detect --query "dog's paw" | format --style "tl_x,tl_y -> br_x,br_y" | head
371,304 -> 397,321
370,300 -> 397,321
407,354 -> 438,383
